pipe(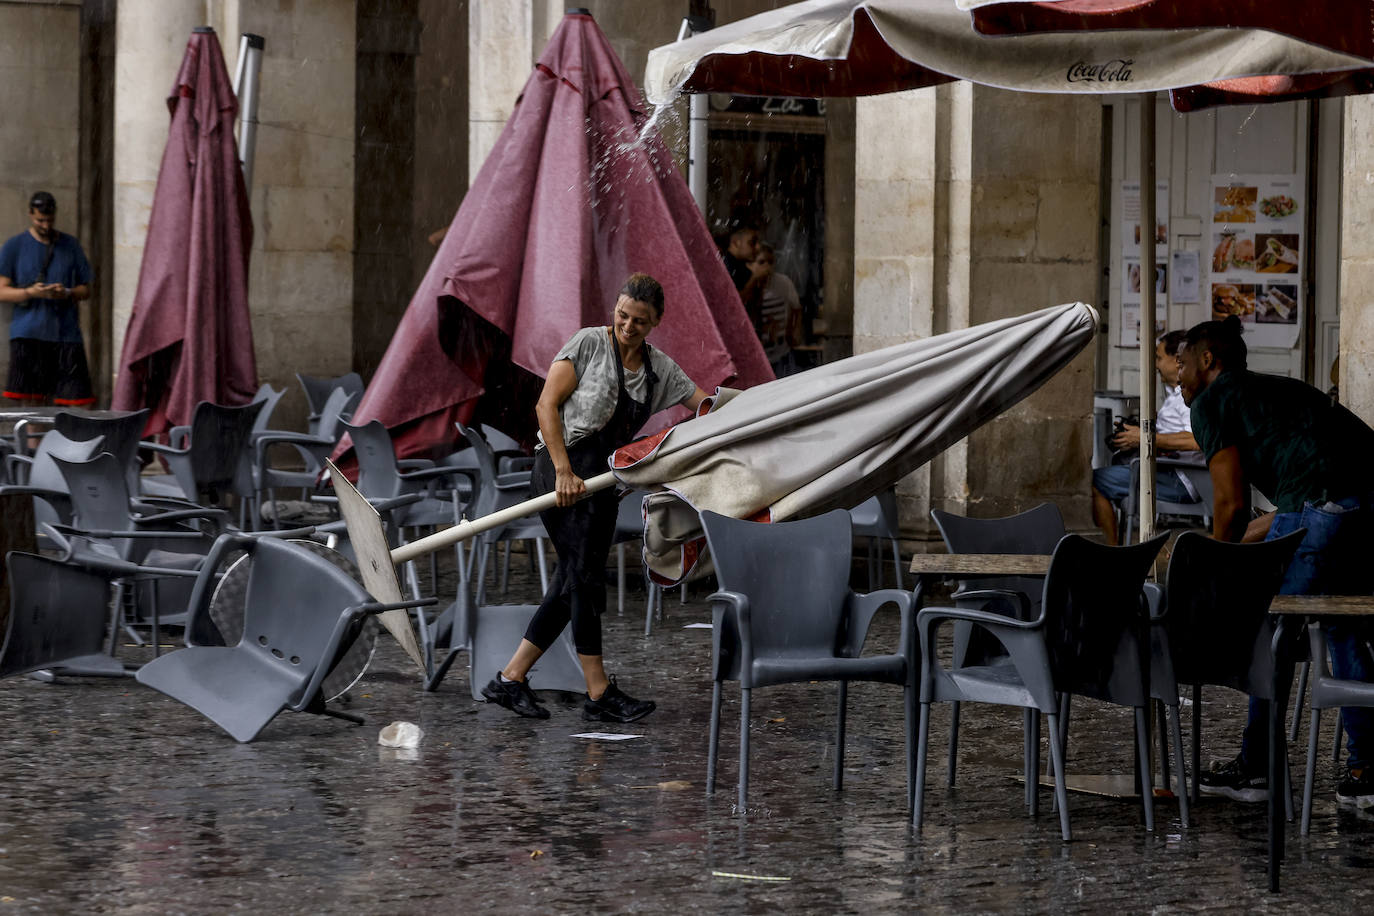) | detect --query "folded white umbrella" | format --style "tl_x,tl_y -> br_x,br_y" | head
382,301 -> 1097,585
